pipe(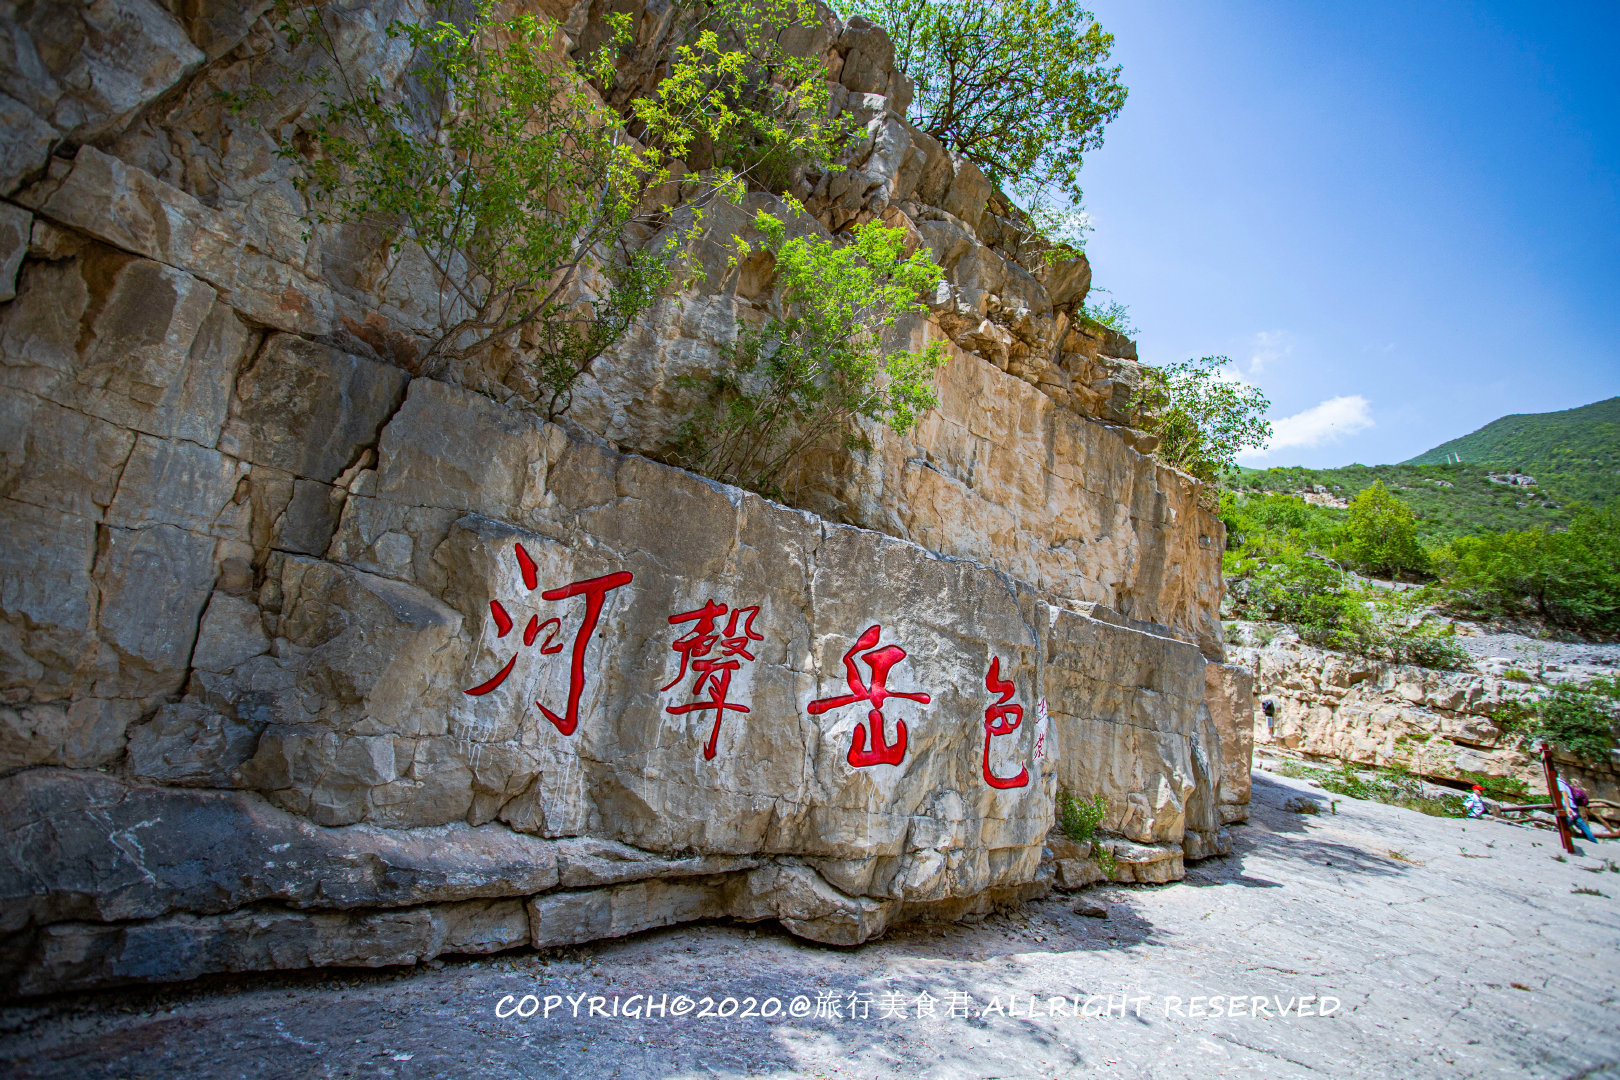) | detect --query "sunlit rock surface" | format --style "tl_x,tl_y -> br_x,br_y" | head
0,0 -> 1244,995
